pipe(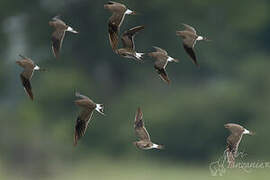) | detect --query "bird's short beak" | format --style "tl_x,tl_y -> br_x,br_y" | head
131,11 -> 137,15
203,37 -> 212,42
